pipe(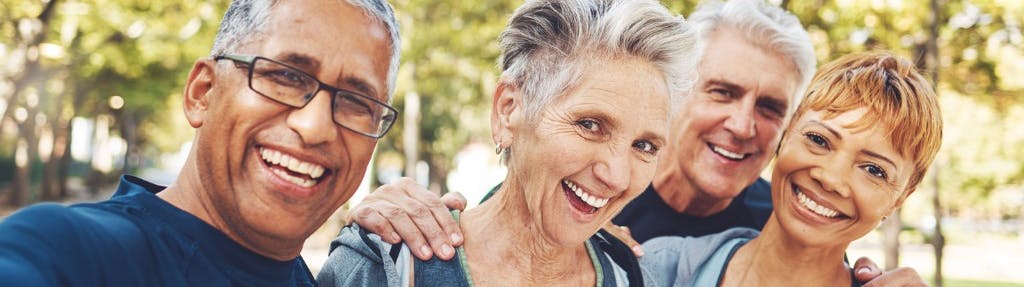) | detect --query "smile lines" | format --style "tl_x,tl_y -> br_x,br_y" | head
260,147 -> 326,188
564,180 -> 609,209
